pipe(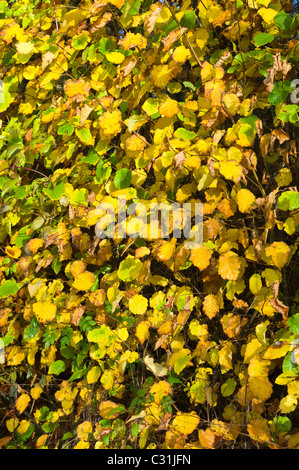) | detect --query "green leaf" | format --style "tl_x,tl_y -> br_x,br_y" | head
277,191 -> 299,211
274,11 -> 292,31
51,256 -> 62,275
80,149 -> 100,165
68,368 -> 86,381
120,0 -> 141,27
87,325 -> 113,348
14,226 -> 31,247
75,127 -> 92,144
114,168 -> 132,189
57,124 -> 74,136
180,10 -> 196,29
44,181 -> 65,201
278,104 -> 299,123
48,360 -> 66,375
253,32 -> 274,47
173,128 -> 196,141
221,378 -> 236,397
0,279 -> 20,298
117,255 -> 143,282
95,160 -> 112,184
23,317 -> 39,341
183,81 -> 196,91
287,314 -> 299,335
142,98 -> 160,117
273,416 -> 292,433
60,346 -> 75,359
268,81 -> 293,105
72,34 -> 89,50
132,422 -> 139,438
283,351 -> 299,374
